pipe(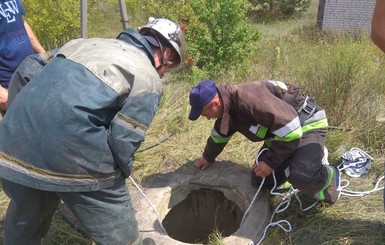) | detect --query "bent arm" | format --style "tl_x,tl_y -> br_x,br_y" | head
0,86 -> 7,111
371,0 -> 385,53
23,18 -> 45,53
107,92 -> 160,177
